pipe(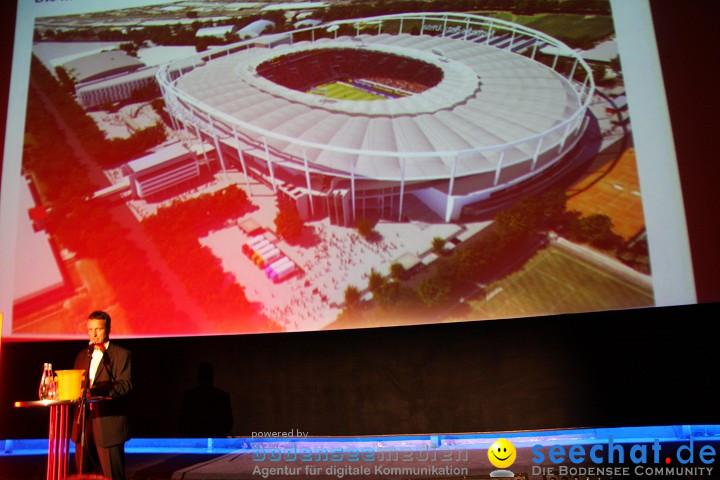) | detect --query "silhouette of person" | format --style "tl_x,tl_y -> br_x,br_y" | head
178,362 -> 233,437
